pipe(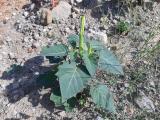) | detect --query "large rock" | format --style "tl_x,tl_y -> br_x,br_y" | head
134,91 -> 155,112
52,1 -> 71,20
40,8 -> 52,26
